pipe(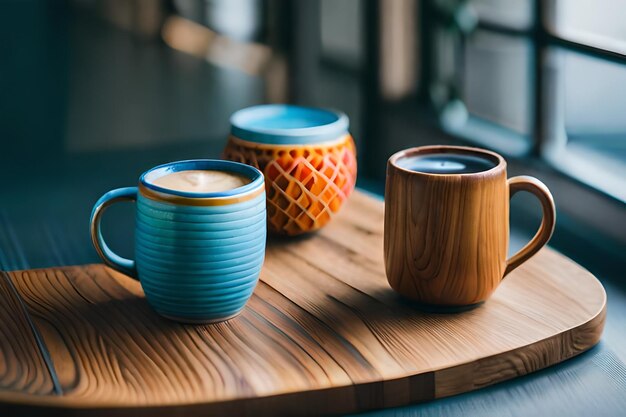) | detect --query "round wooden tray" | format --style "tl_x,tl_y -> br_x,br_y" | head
0,192 -> 606,416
